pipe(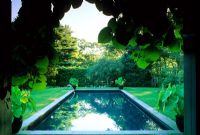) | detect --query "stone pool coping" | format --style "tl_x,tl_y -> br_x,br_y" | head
18,130 -> 182,134
18,89 -> 182,135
